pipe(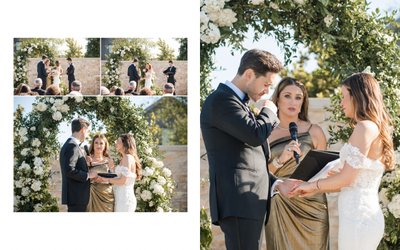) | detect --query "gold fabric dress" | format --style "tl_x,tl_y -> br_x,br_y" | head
265,130 -> 329,250
87,162 -> 114,212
